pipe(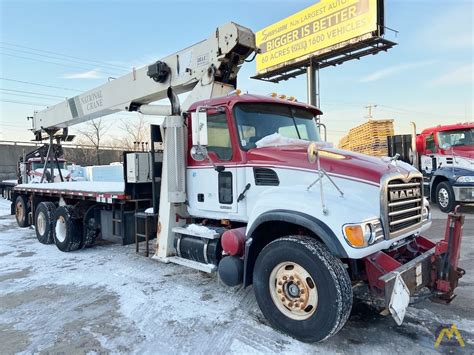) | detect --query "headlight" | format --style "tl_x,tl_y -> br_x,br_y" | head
456,176 -> 474,183
343,219 -> 384,248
